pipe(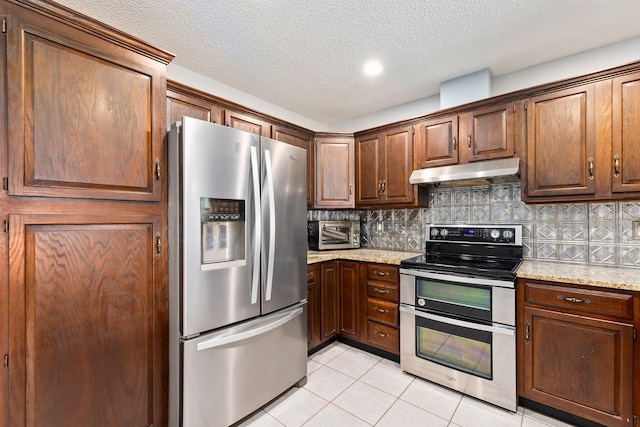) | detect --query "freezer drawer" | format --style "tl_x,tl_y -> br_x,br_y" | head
179,303 -> 307,427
